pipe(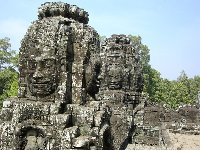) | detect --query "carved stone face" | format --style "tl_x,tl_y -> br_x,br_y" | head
27,51 -> 57,98
107,64 -> 123,90
23,129 -> 46,150
106,47 -> 124,90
